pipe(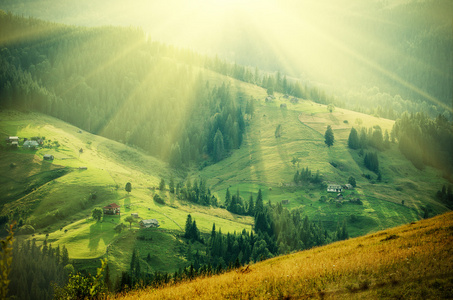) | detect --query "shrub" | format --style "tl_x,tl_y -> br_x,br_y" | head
114,223 -> 127,233
153,194 -> 165,205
